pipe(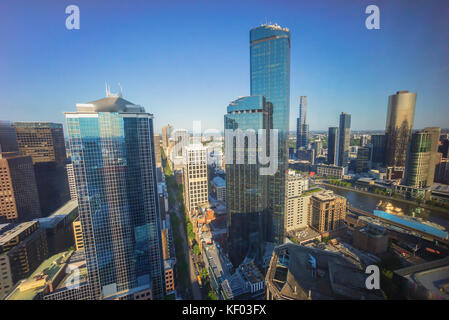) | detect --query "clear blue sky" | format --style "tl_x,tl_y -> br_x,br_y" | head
0,0 -> 448,134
